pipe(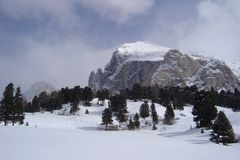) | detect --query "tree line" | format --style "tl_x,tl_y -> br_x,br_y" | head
0,82 -> 238,144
